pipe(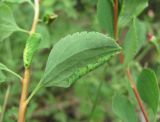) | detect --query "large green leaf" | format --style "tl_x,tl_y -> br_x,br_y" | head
123,18 -> 147,65
137,69 -> 159,114
0,3 -> 24,42
97,0 -> 114,37
112,94 -> 138,122
119,0 -> 148,27
40,32 -> 121,87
